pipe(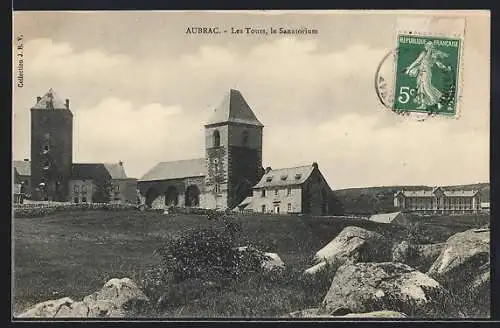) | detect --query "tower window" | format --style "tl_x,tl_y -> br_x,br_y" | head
43,161 -> 50,170
242,131 -> 249,146
42,144 -> 50,154
213,130 -> 221,147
